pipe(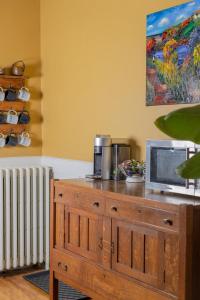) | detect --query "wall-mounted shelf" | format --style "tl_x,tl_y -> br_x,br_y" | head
0,101 -> 25,112
0,124 -> 26,134
0,75 -> 26,89
0,74 -> 29,138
